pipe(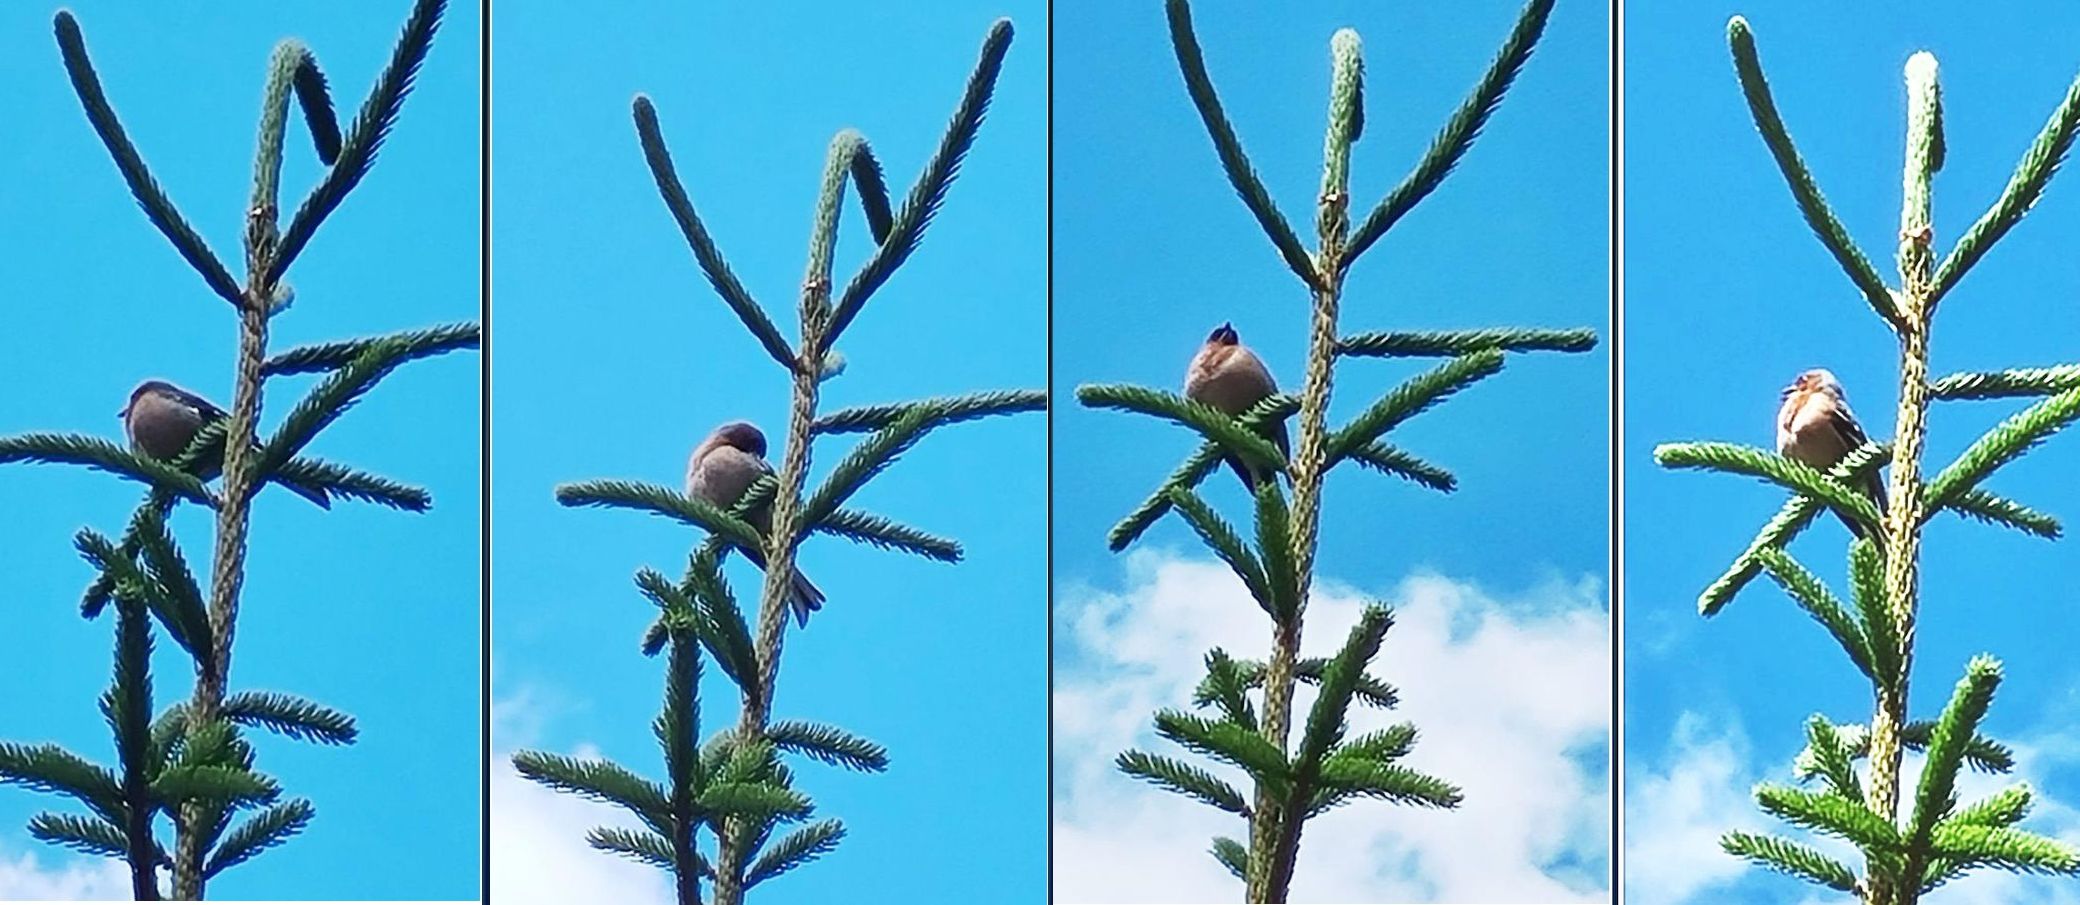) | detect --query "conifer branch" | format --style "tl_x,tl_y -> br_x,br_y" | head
810,390 -> 1046,435
1211,837 -> 1251,879
1752,547 -> 1875,681
204,800 -> 313,879
107,578 -> 160,899
268,458 -> 431,511
52,11 -> 242,307
1723,831 -> 1860,892
555,480 -> 762,550
1929,365 -> 2080,401
589,826 -> 683,872
558,19 -> 1032,902
1725,17 -> 1903,329
1335,326 -> 1597,358
1942,489 -> 2061,539
634,96 -> 796,370
1103,395 -> 1296,552
1078,384 -> 1287,475
0,434 -> 218,506
1693,443 -> 1888,616
76,527 -> 208,662
744,819 -> 844,888
512,752 -> 674,829
810,509 -> 961,562
823,20 -> 1014,351
1117,751 -> 1251,815
252,41 -> 338,222
1094,9 -> 1573,894
1794,716 -> 1864,803
1344,443 -> 1456,492
1672,28 -> 2080,903
1342,0 -> 1556,270
221,692 -> 358,746
765,722 -> 889,773
1324,350 -> 1505,466
1923,386 -> 2080,513
269,0 -> 445,284
1930,70 -> 2080,307
1162,0 -> 1320,291
1654,441 -> 1883,530
261,323 -> 480,376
